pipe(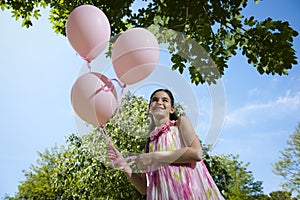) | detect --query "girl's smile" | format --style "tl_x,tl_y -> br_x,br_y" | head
149,91 -> 175,120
